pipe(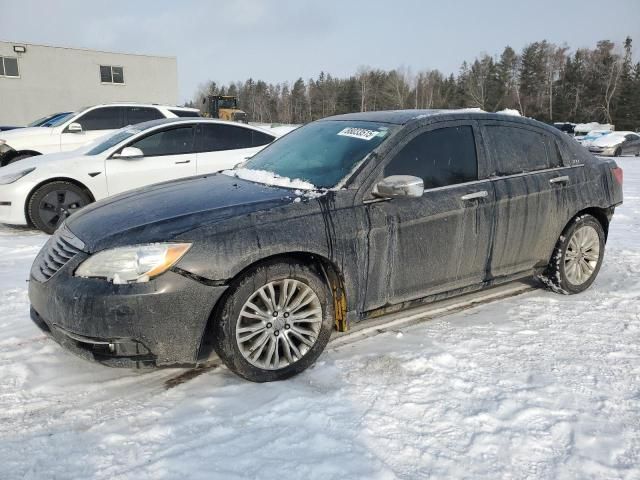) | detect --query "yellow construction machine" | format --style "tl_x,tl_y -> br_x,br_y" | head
203,95 -> 248,123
